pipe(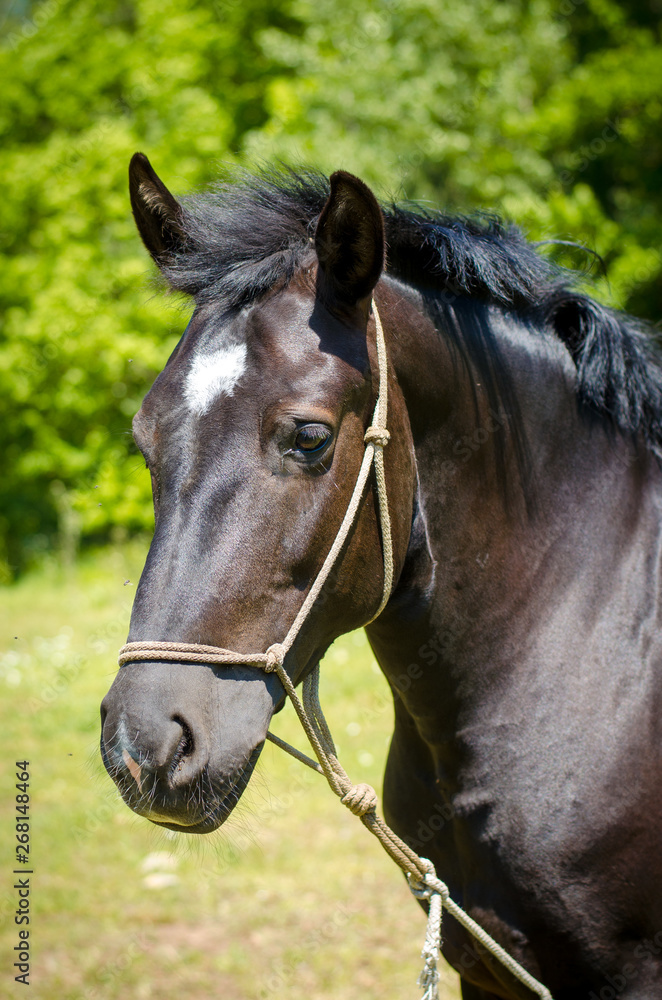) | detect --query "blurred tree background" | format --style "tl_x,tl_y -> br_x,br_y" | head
1,0 -> 661,578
